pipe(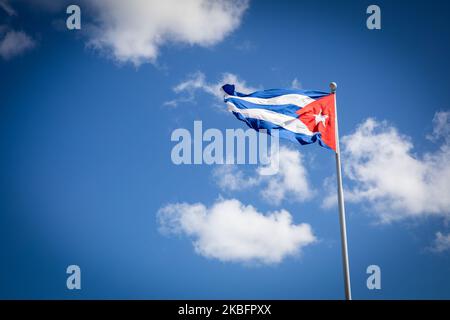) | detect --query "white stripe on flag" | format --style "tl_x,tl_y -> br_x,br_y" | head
225,94 -> 315,108
227,103 -> 314,136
